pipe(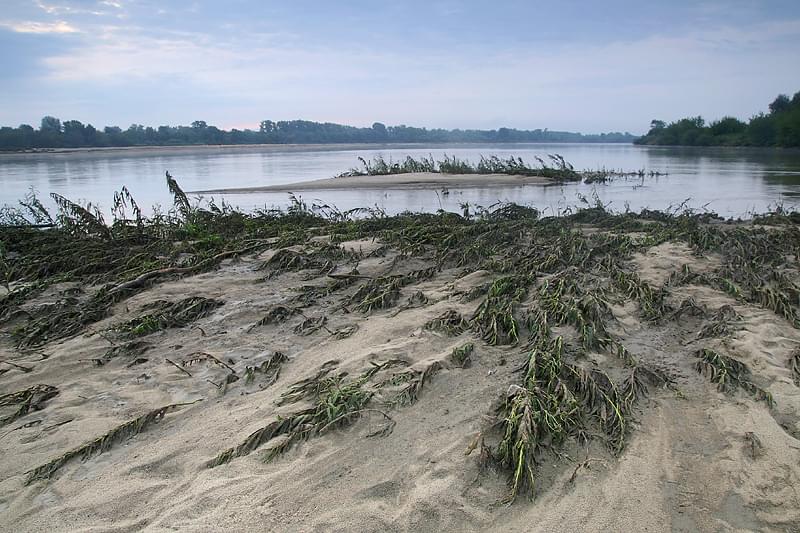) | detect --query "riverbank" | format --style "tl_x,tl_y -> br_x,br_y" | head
1,195 -> 799,531
0,141 -> 630,159
0,143 -> 443,159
